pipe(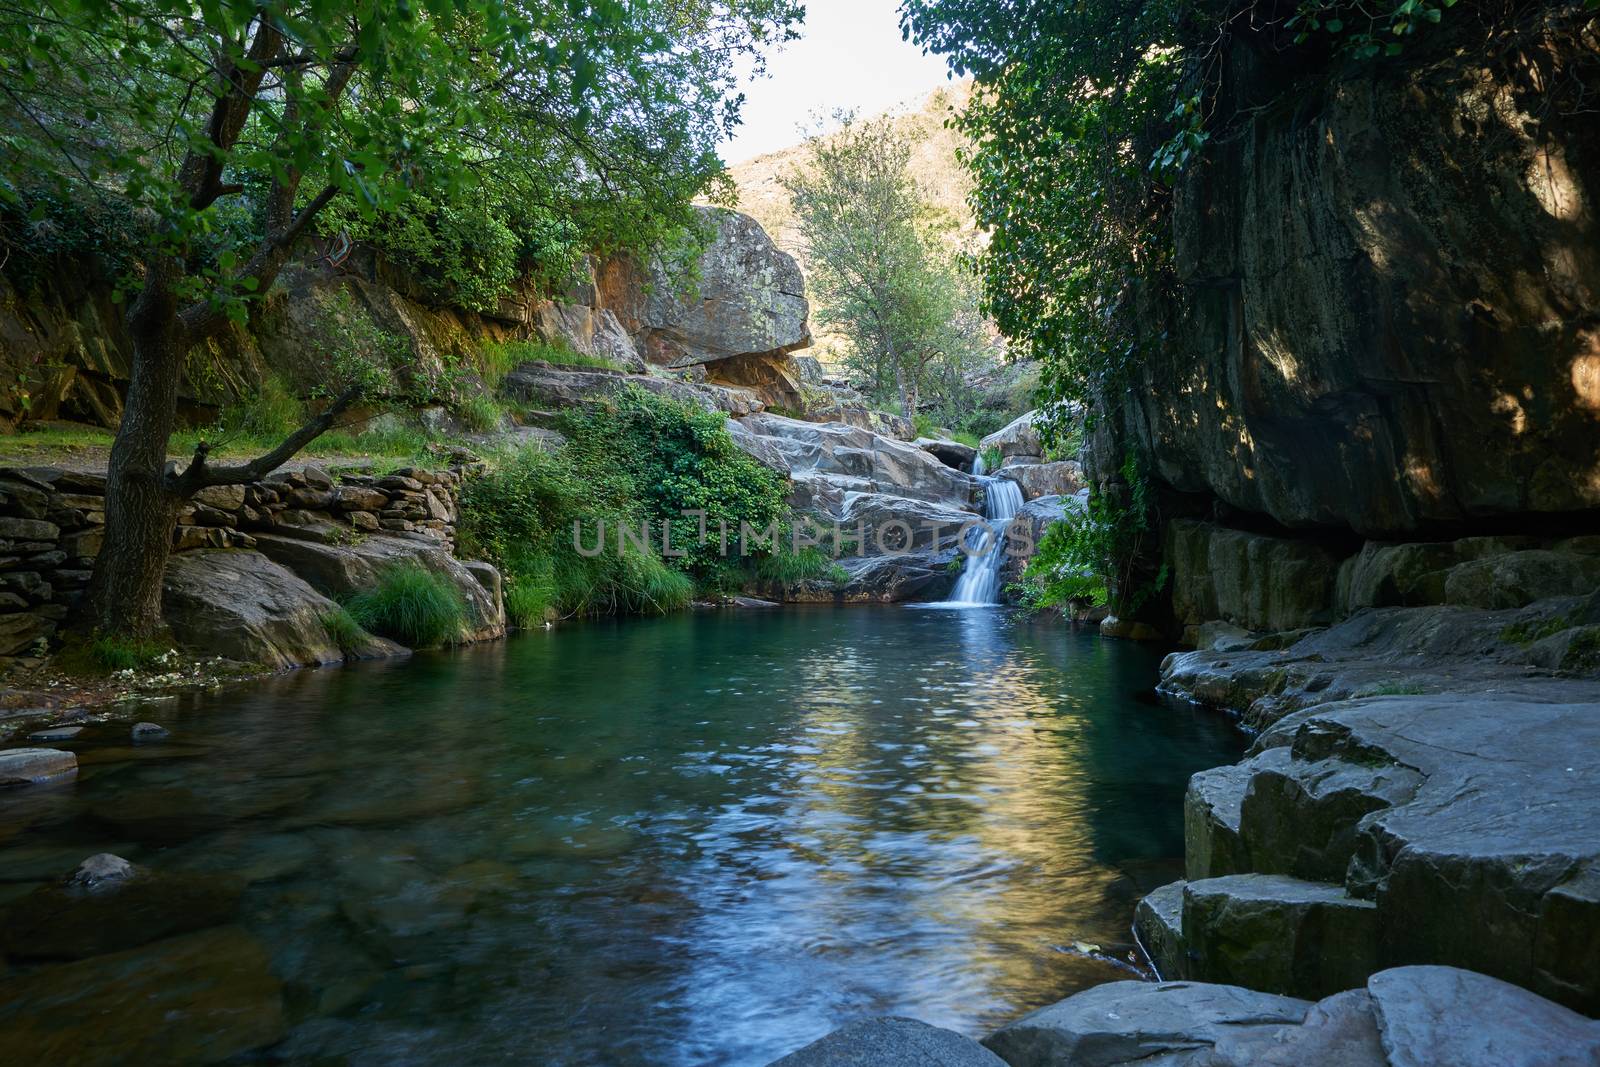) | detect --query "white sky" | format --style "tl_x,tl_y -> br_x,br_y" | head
720,0 -> 956,164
